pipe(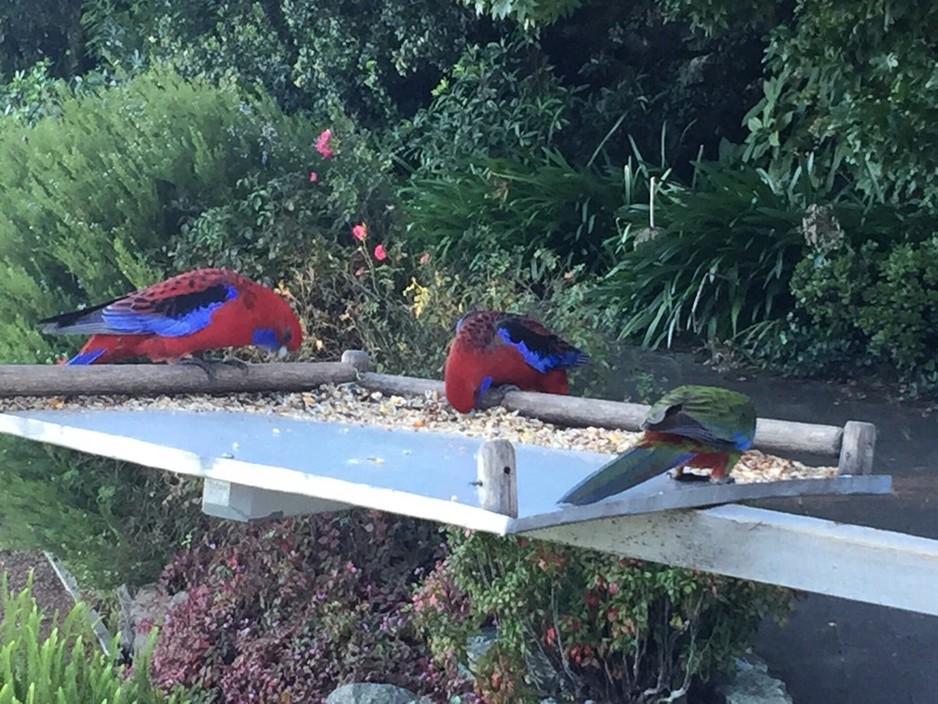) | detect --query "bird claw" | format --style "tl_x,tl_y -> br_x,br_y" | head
709,475 -> 735,485
492,384 -> 521,404
221,357 -> 250,373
